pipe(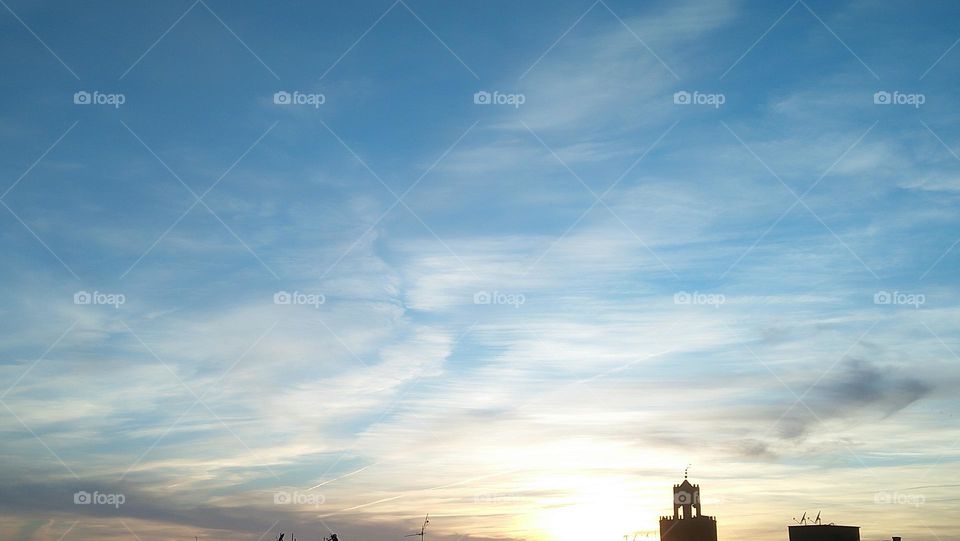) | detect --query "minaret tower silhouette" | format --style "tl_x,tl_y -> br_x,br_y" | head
659,468 -> 718,541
